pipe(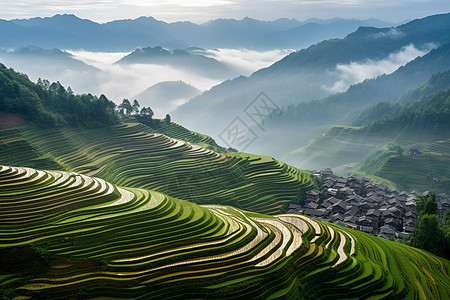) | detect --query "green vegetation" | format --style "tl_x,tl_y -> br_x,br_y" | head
287,71 -> 450,194
0,122 -> 318,215
409,193 -> 450,259
357,140 -> 450,194
0,165 -> 448,299
366,88 -> 450,135
287,126 -> 378,170
0,64 -> 120,128
1,37 -> 449,298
